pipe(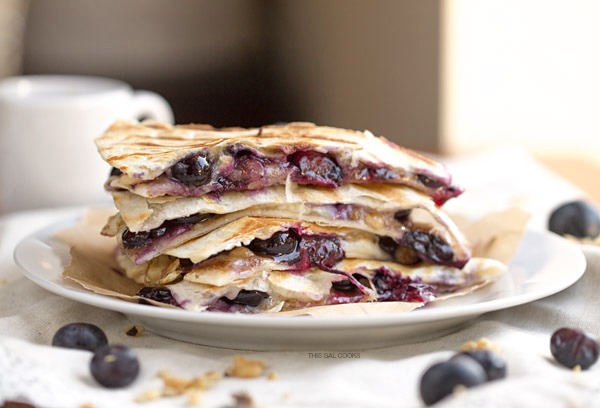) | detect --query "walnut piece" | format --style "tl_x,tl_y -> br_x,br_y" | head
225,355 -> 267,379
